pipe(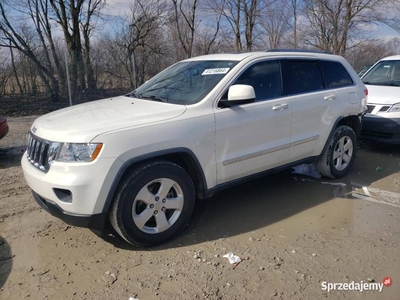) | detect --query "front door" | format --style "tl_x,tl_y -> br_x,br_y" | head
214,60 -> 292,184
